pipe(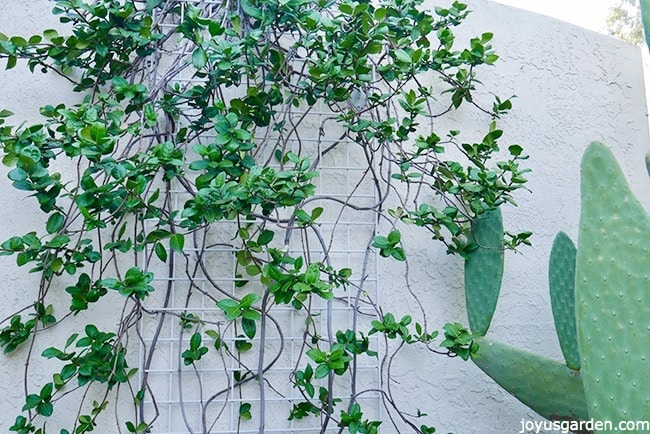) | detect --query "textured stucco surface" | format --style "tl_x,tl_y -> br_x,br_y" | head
1,0 -> 649,433
378,1 -> 650,433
